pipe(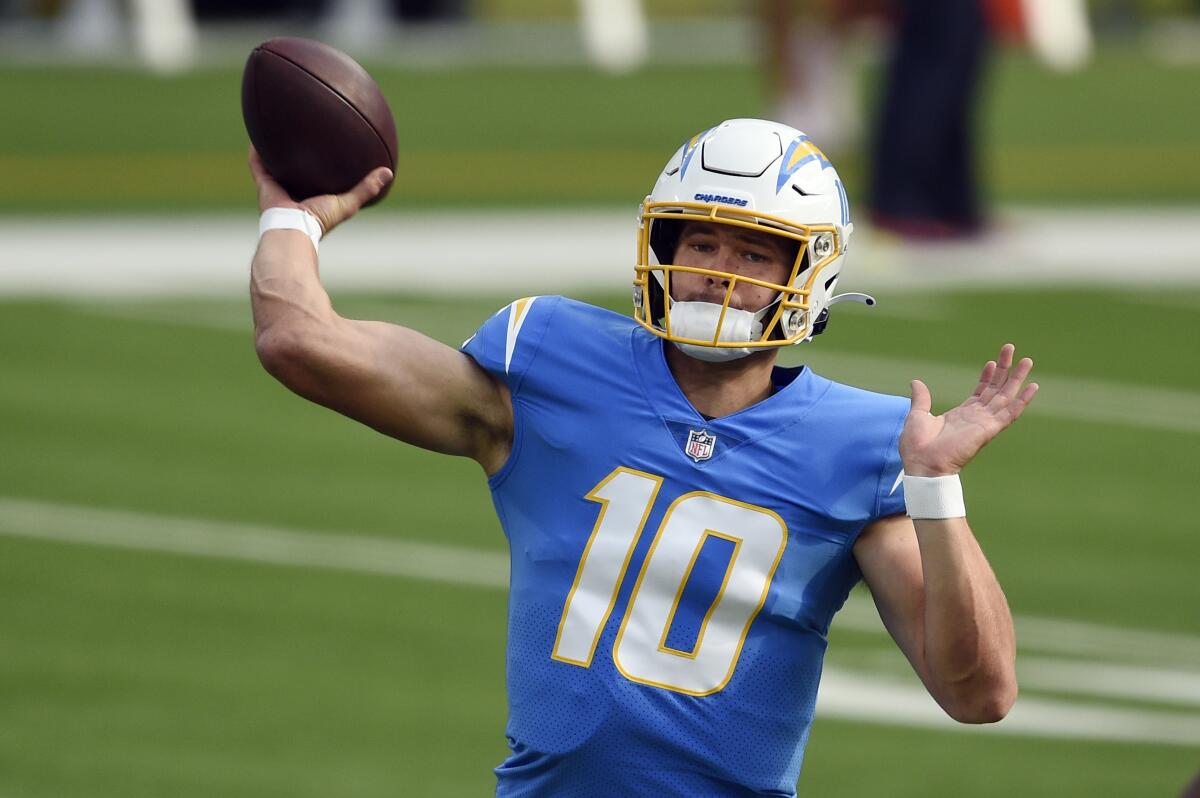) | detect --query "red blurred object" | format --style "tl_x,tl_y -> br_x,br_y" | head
985,0 -> 1026,41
